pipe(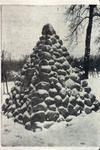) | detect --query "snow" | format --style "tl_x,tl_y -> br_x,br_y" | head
88,74 -> 100,100
1,75 -> 100,146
